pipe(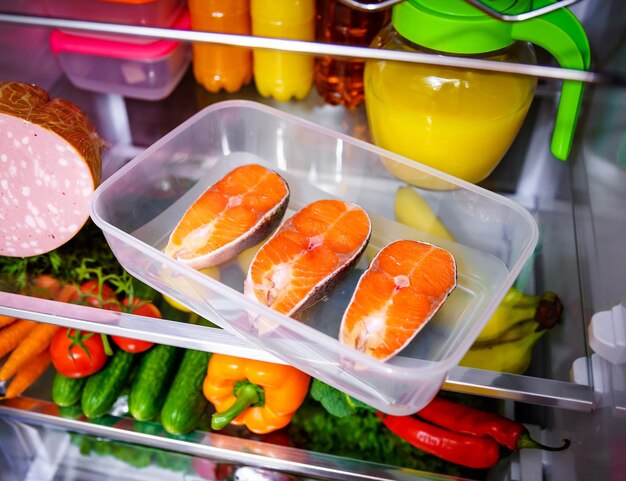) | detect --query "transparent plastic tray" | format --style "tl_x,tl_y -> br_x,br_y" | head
90,100 -> 538,415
